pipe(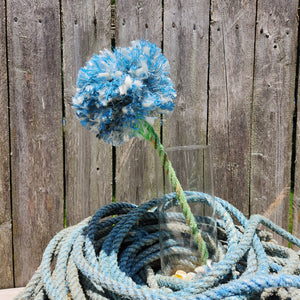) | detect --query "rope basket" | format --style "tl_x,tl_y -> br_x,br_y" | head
17,192 -> 300,300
